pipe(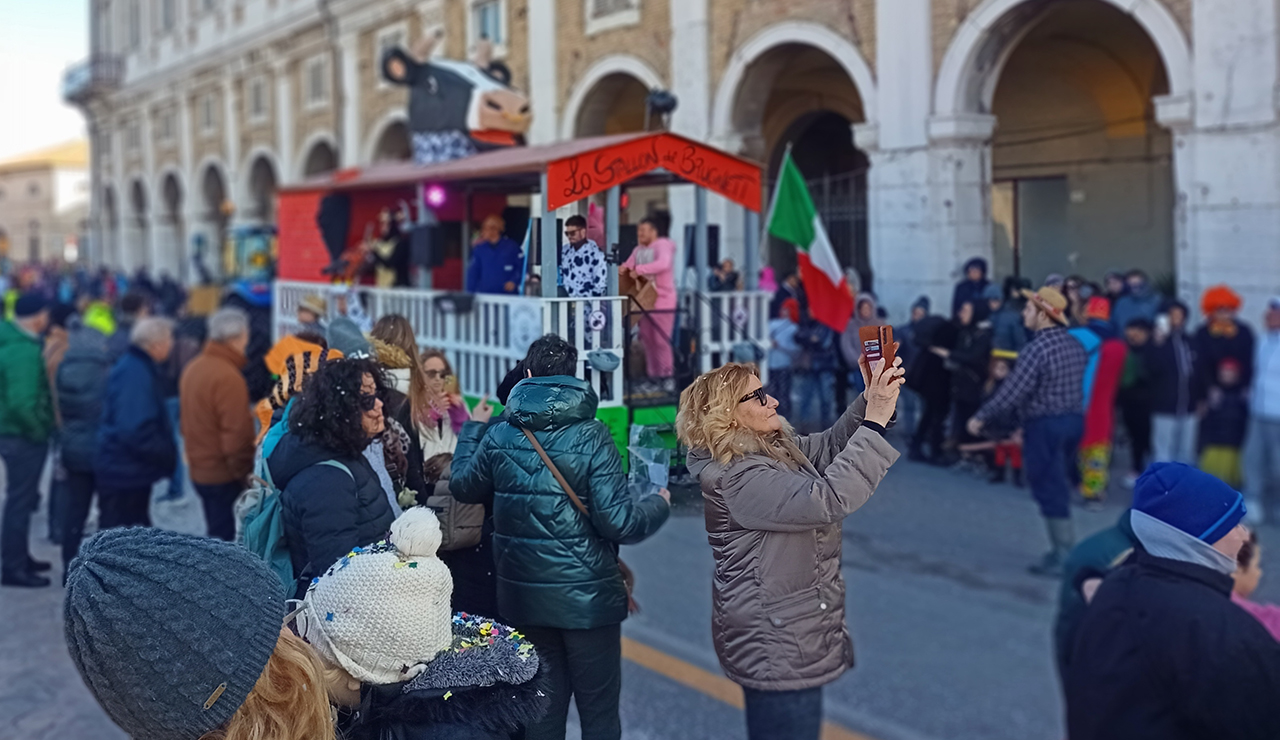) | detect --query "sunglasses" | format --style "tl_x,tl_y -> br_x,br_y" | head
423,369 -> 452,380
738,387 -> 768,407
358,392 -> 379,412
